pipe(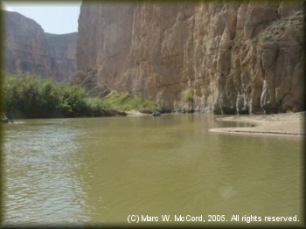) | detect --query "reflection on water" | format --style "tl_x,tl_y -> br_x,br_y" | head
2,115 -> 304,226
